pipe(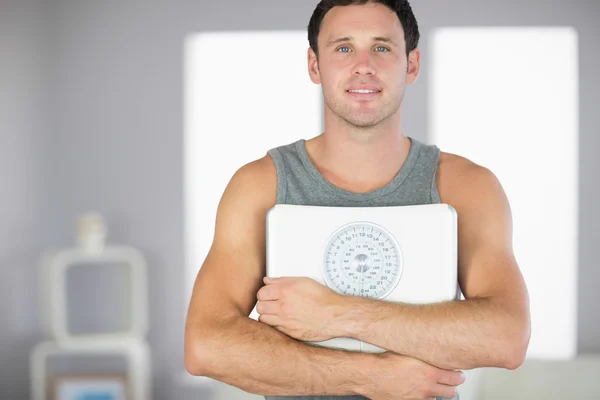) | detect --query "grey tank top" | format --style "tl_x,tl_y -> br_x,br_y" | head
264,136 -> 458,400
